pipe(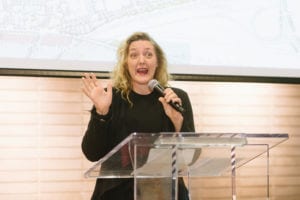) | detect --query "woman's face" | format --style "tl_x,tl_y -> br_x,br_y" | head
127,40 -> 158,89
